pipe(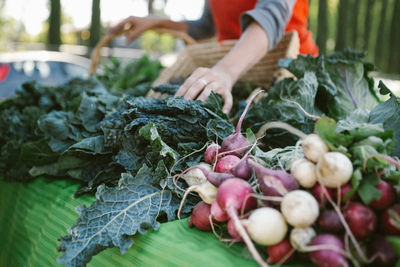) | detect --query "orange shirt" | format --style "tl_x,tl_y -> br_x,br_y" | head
208,0 -> 319,56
